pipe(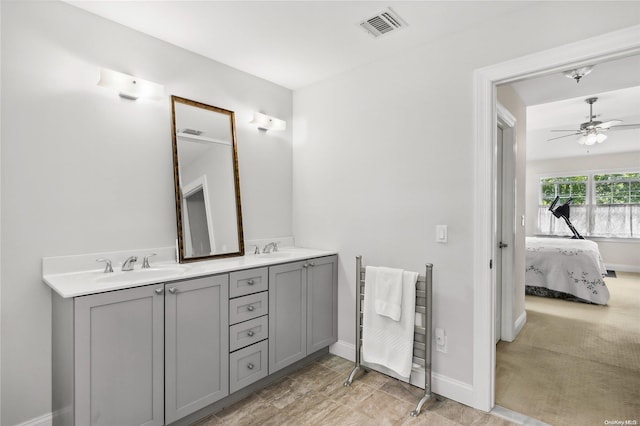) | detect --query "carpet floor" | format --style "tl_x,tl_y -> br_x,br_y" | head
496,272 -> 640,426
